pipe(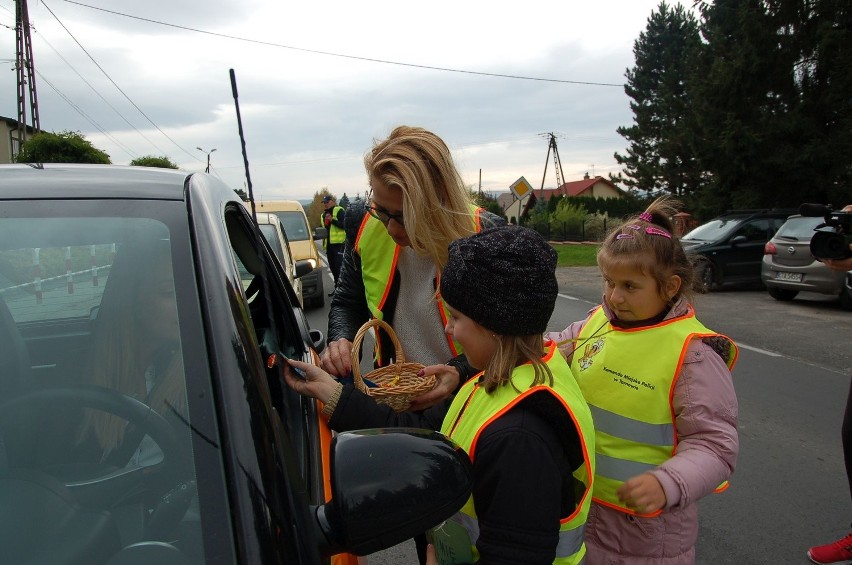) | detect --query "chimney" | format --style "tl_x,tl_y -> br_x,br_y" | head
584,172 -> 590,180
